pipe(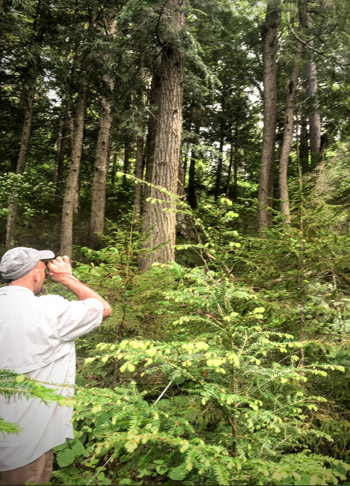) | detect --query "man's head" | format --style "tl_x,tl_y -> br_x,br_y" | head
0,247 -> 55,292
